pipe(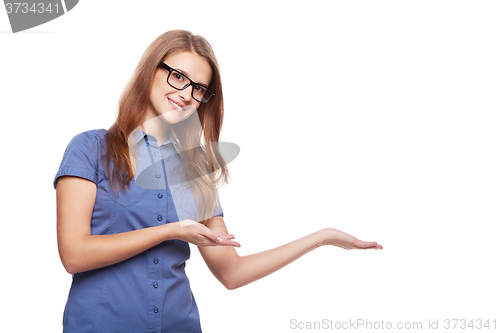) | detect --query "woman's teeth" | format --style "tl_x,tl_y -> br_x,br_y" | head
169,99 -> 182,109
